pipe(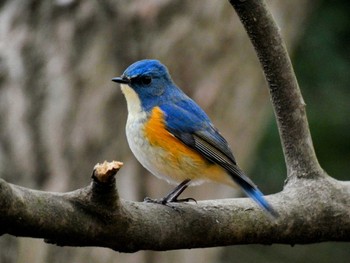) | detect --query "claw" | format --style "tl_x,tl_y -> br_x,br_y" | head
143,179 -> 195,209
144,196 -> 180,211
144,196 -> 196,204
176,197 -> 197,203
